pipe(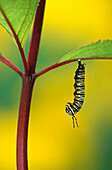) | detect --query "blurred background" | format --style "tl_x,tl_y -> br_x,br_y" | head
0,0 -> 112,169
